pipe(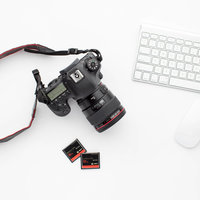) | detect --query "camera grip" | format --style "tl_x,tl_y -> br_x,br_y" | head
48,99 -> 71,117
